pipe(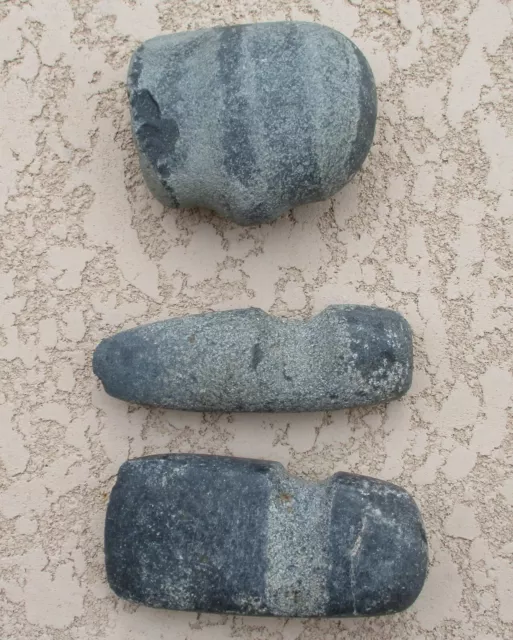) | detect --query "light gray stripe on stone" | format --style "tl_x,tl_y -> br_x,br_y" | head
171,27 -> 227,213
265,468 -> 333,616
